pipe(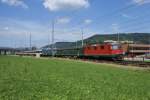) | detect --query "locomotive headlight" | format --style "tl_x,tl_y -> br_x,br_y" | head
122,52 -> 125,55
